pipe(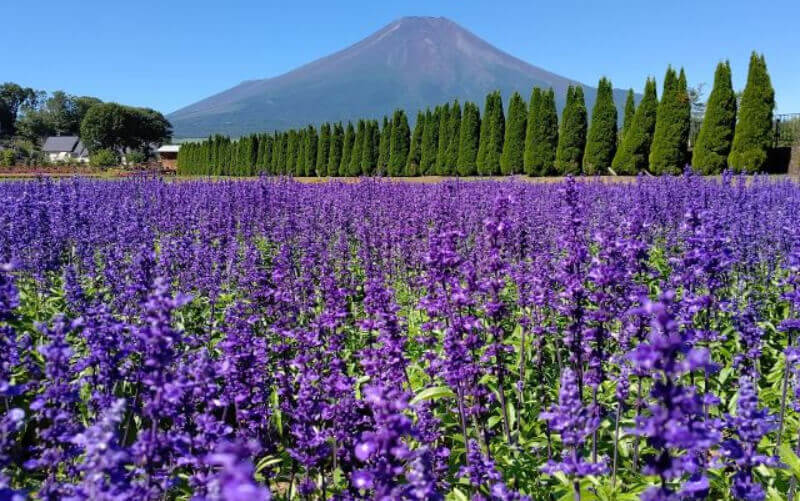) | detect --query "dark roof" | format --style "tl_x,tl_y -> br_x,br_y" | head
74,141 -> 88,157
42,136 -> 80,153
